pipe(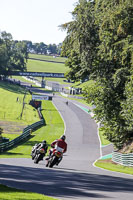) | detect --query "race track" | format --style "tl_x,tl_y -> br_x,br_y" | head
0,94 -> 133,200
